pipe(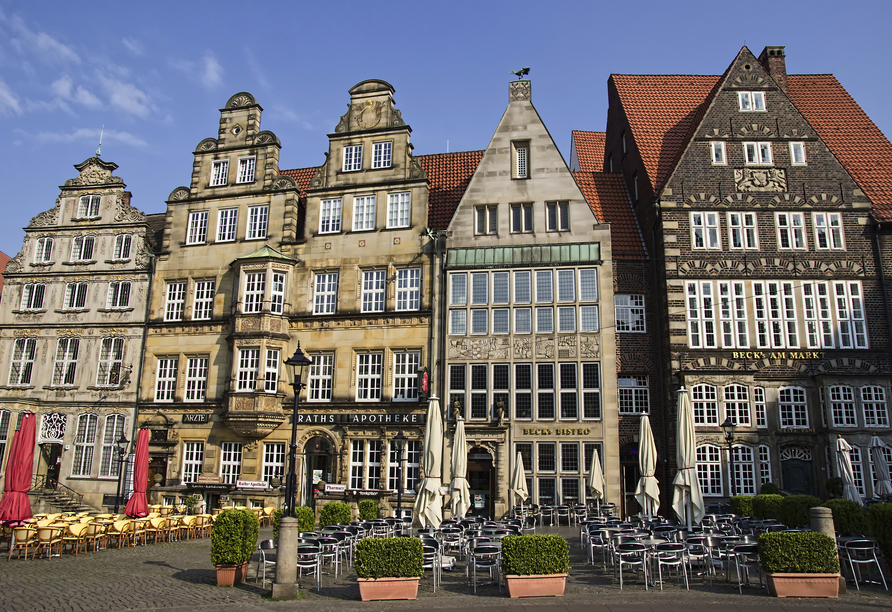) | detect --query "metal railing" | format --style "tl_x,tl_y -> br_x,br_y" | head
31,475 -> 86,510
